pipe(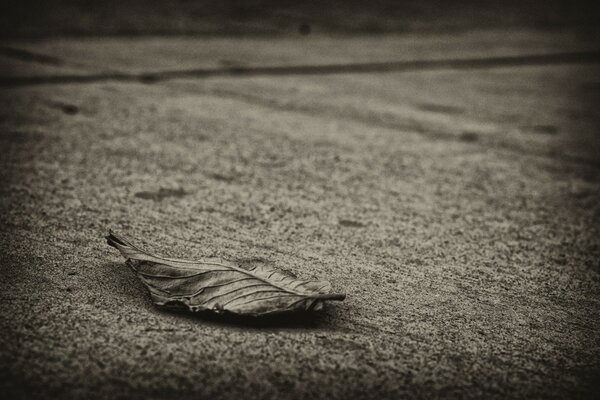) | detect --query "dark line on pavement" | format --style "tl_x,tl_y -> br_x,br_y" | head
1,50 -> 599,87
0,46 -> 64,66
